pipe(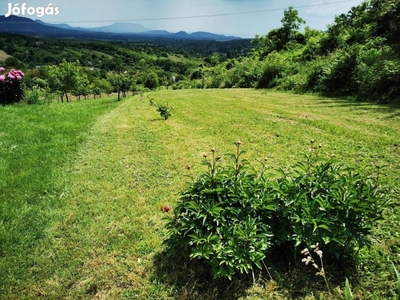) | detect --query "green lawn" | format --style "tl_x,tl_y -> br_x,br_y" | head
0,89 -> 399,299
0,50 -> 11,61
